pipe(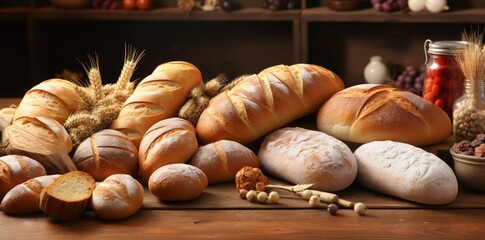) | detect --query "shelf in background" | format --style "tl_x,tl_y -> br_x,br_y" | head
302,7 -> 485,23
29,7 -> 300,21
0,7 -> 27,20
